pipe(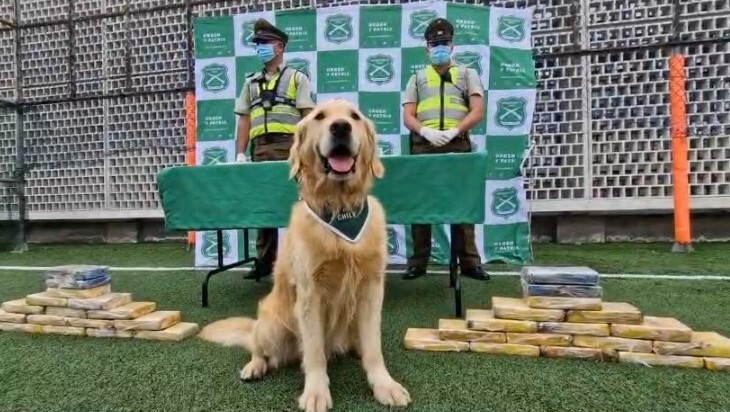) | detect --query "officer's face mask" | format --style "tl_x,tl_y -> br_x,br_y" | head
255,43 -> 276,63
428,45 -> 452,65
